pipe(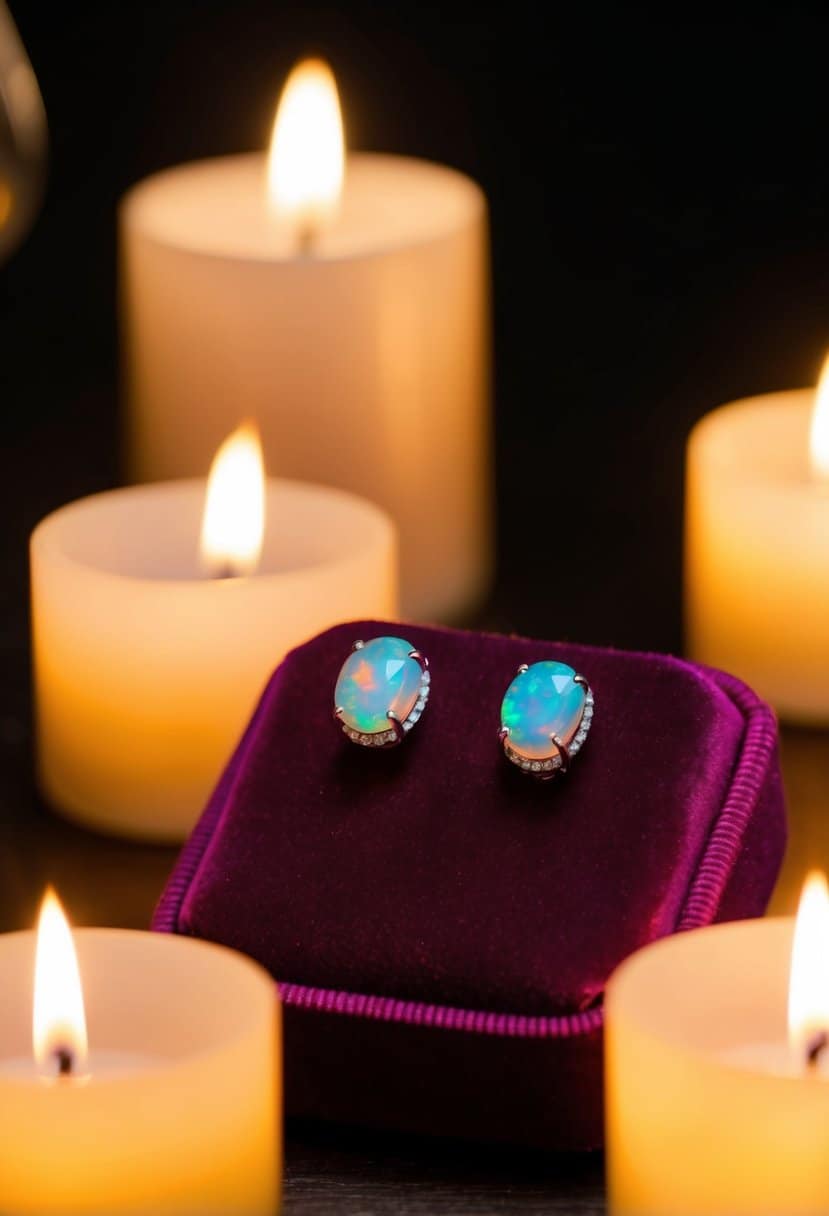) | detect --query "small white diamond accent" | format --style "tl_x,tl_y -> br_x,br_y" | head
360,734 -> 372,745
583,707 -> 593,721
403,720 -> 414,732
422,670 -> 431,684
521,760 -> 531,770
